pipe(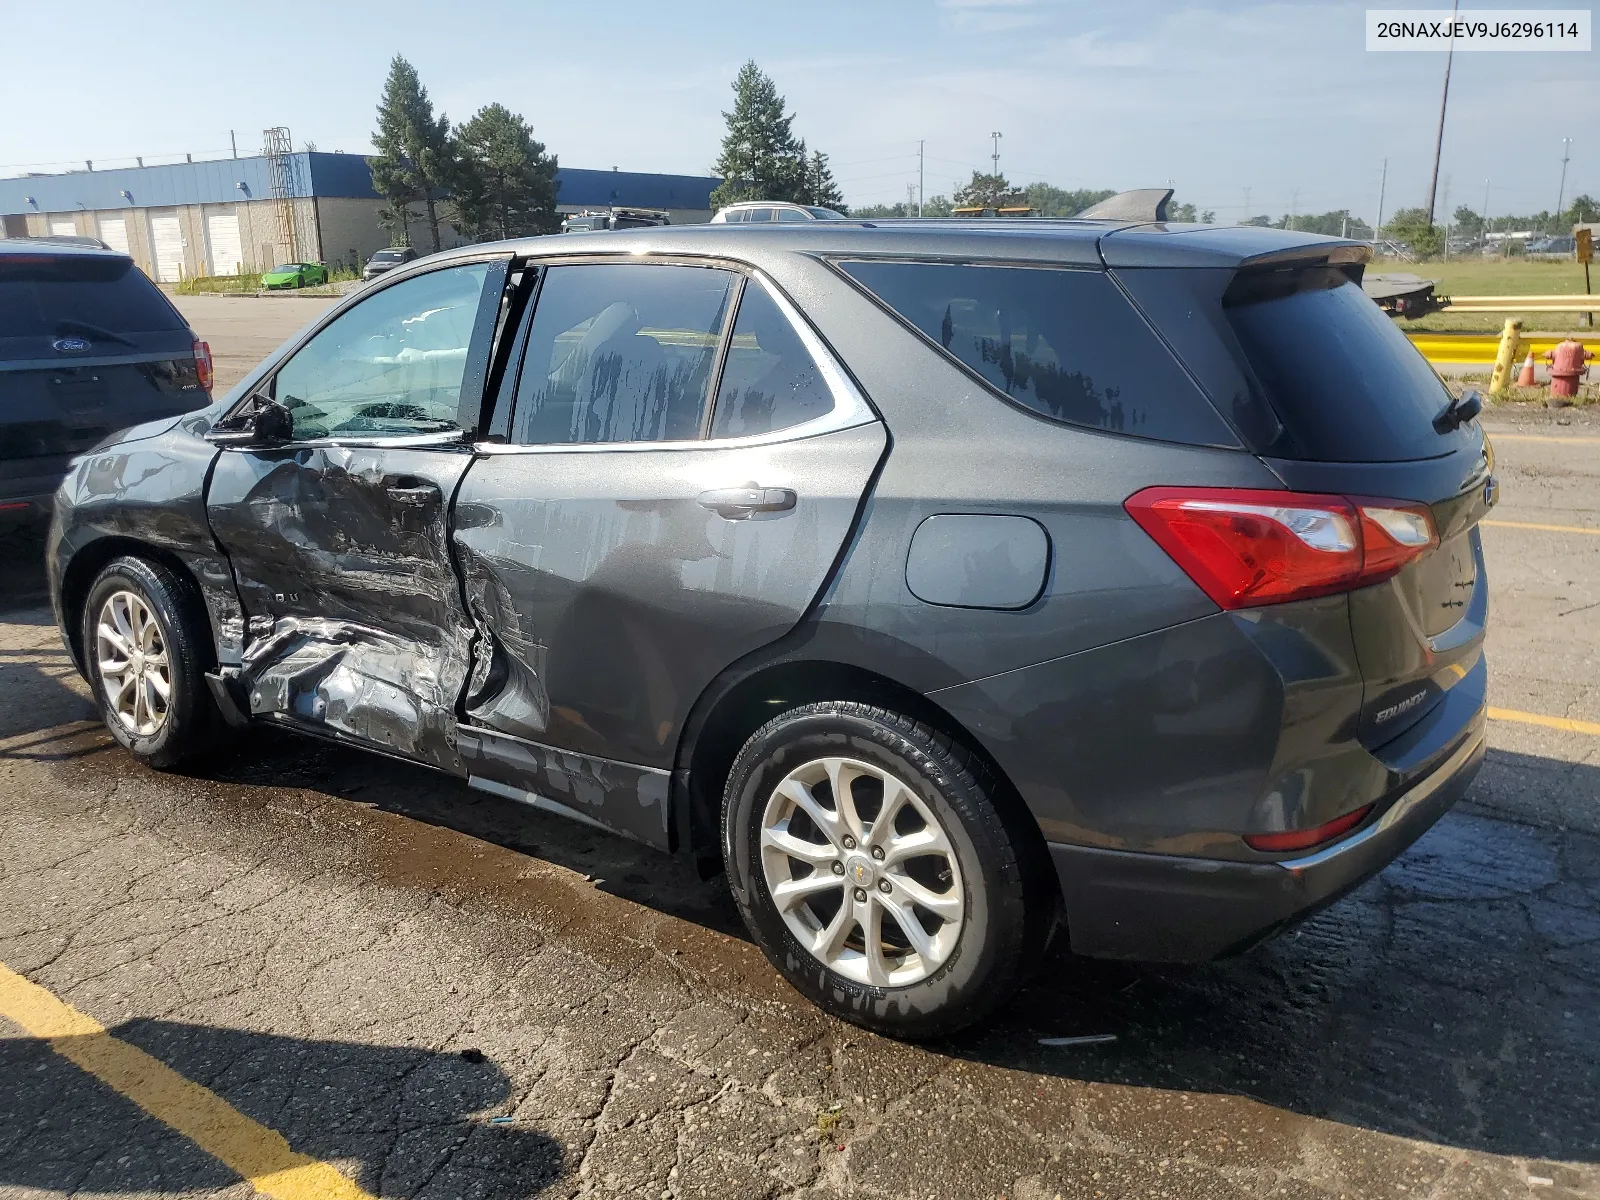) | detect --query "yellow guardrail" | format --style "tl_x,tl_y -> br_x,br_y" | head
1445,295 -> 1600,313
1407,332 -> 1590,364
